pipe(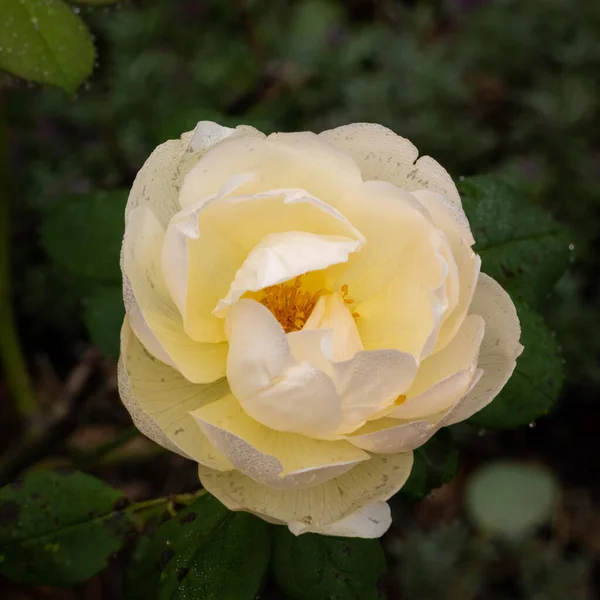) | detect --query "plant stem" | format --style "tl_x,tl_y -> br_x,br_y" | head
0,92 -> 36,418
126,490 -> 206,527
